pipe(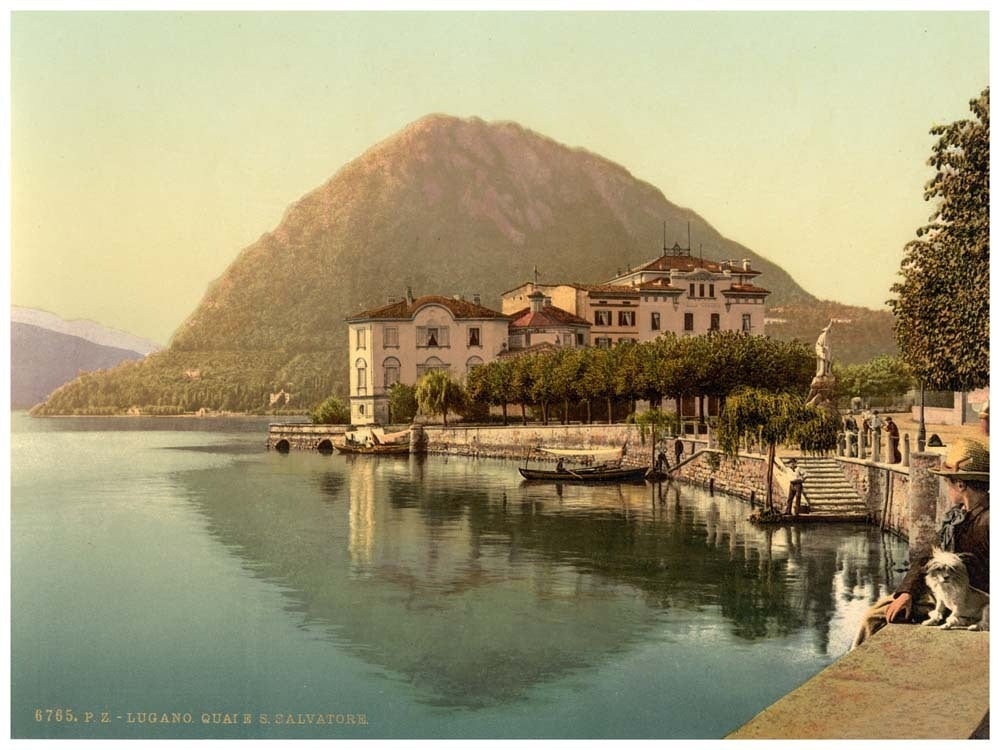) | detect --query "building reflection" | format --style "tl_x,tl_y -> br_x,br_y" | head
181,455 -> 904,709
